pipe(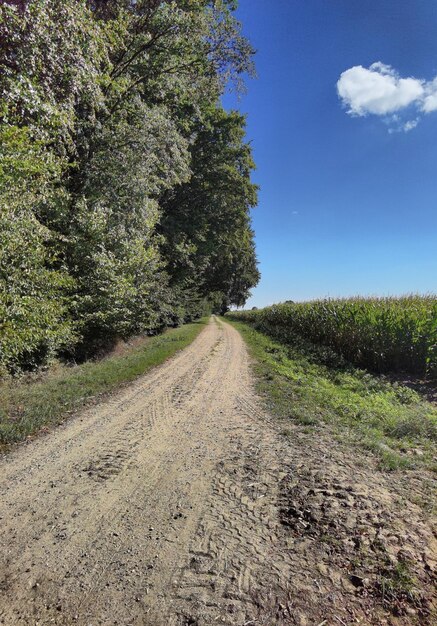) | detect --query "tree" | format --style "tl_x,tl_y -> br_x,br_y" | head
0,0 -> 259,372
159,107 -> 259,313
0,125 -> 75,372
